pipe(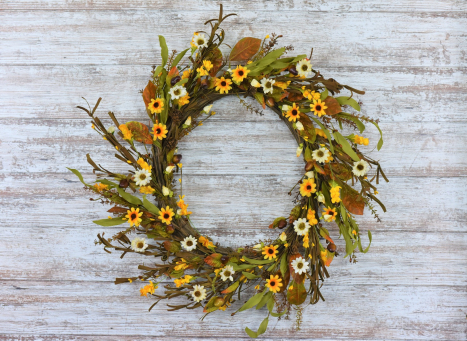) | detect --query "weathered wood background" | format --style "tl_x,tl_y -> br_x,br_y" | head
1,0 -> 466,340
